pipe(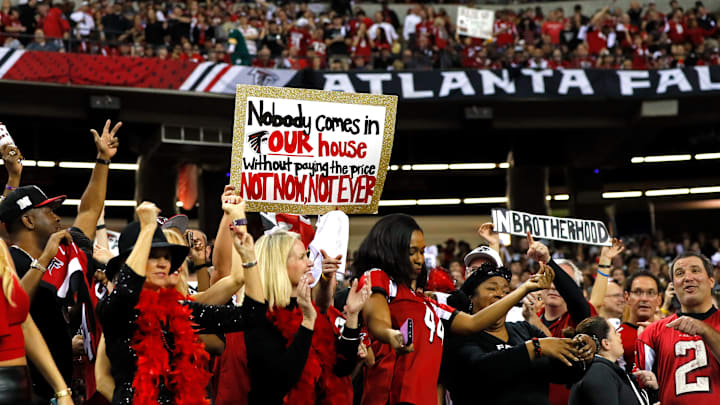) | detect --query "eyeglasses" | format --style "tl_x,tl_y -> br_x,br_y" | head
630,289 -> 658,298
